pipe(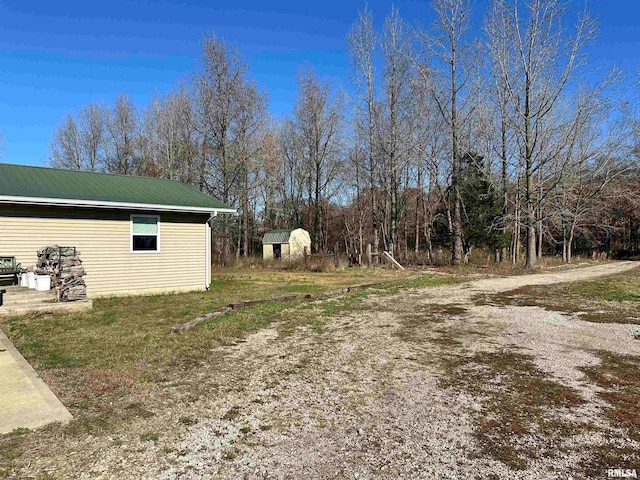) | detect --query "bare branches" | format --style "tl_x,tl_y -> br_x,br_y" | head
288,68 -> 343,252
43,3 -> 637,262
